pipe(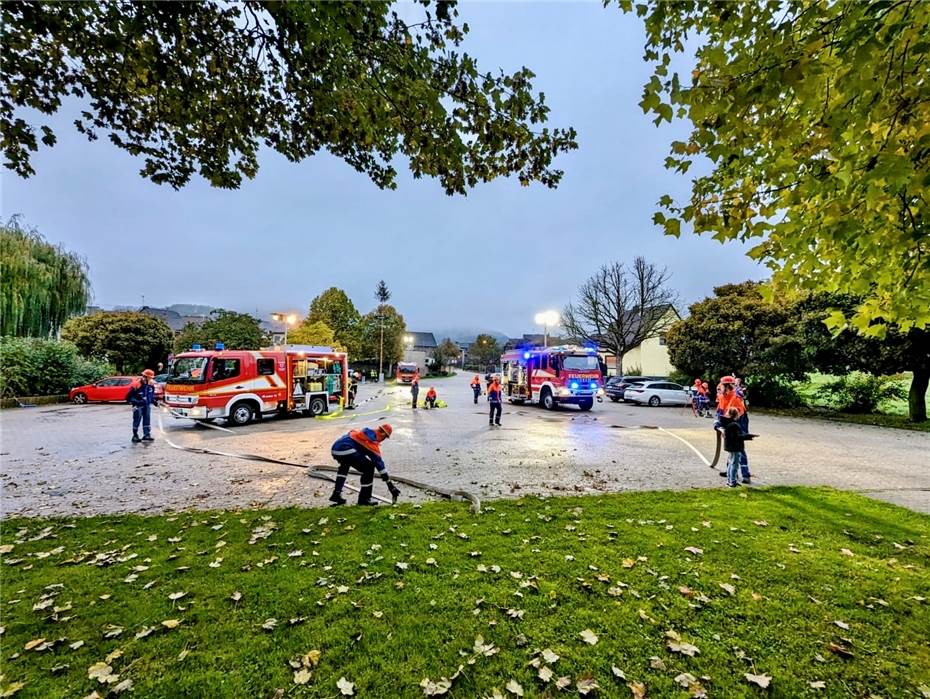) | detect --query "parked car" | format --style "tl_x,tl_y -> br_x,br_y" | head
604,375 -> 666,402
69,376 -> 136,404
154,373 -> 168,401
623,380 -> 690,406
